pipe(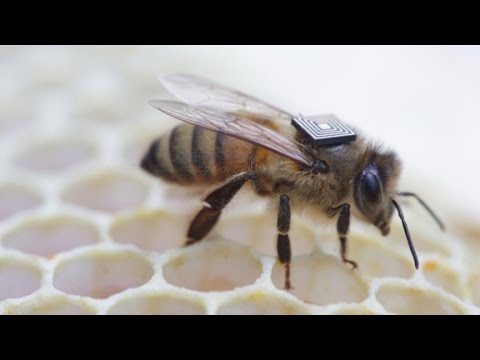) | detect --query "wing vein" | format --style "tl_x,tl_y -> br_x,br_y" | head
149,100 -> 313,167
